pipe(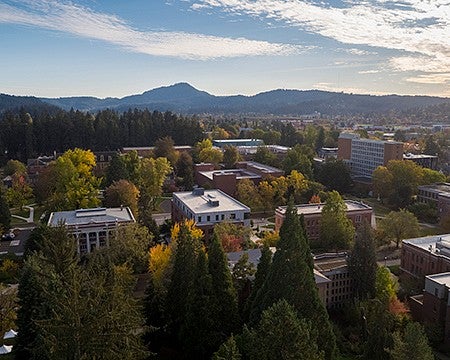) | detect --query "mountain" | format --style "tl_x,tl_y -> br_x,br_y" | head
35,82 -> 450,116
0,93 -> 59,114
